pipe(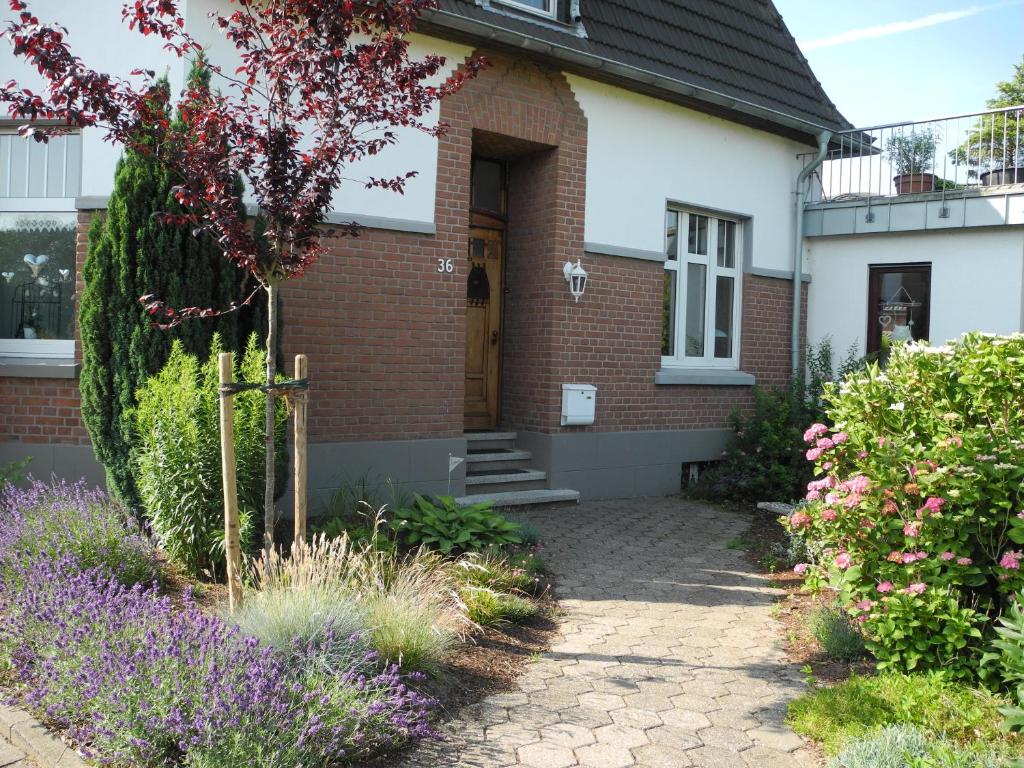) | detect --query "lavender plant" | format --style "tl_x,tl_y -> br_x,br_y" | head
0,555 -> 438,767
0,479 -> 159,586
